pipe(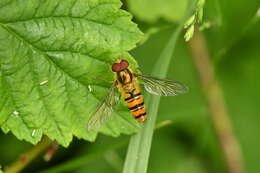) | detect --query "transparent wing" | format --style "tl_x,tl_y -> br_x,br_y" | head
88,83 -> 120,131
135,74 -> 188,96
